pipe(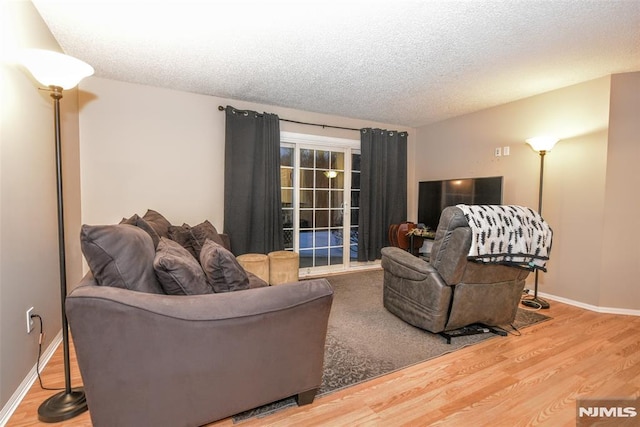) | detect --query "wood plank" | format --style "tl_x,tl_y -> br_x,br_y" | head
6,301 -> 639,426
